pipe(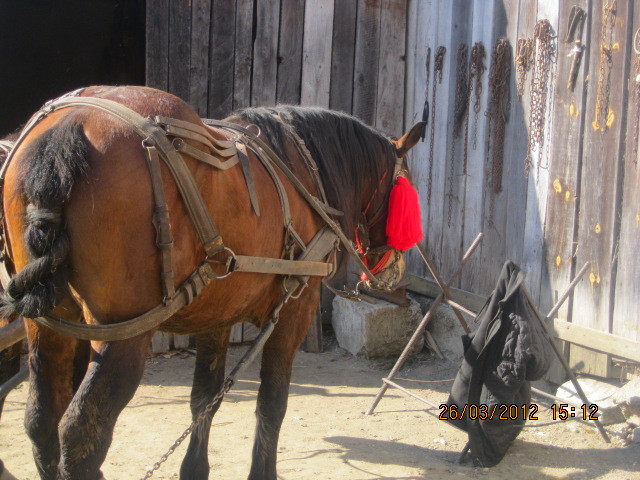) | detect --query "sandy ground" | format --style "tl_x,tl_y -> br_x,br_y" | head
1,334 -> 639,480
